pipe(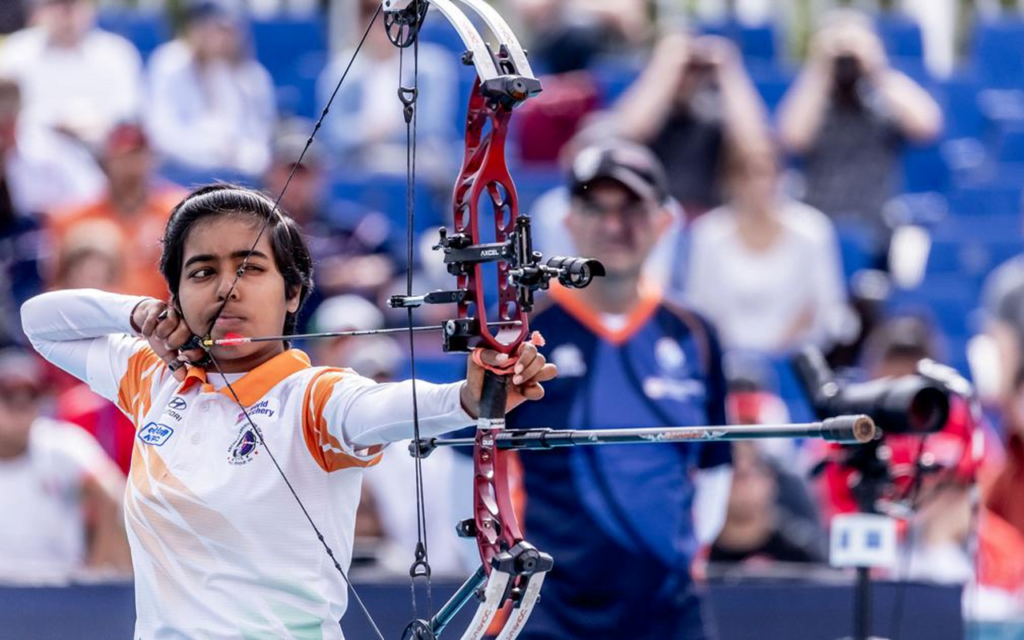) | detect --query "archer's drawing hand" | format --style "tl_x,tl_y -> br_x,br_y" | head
461,342 -> 558,418
131,299 -> 205,381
